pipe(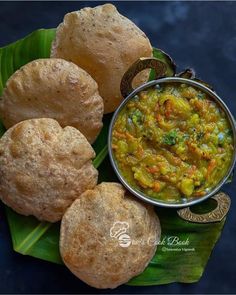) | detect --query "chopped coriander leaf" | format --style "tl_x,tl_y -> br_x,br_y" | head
226,129 -> 233,137
163,130 -> 177,145
197,132 -> 205,141
197,93 -> 205,100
